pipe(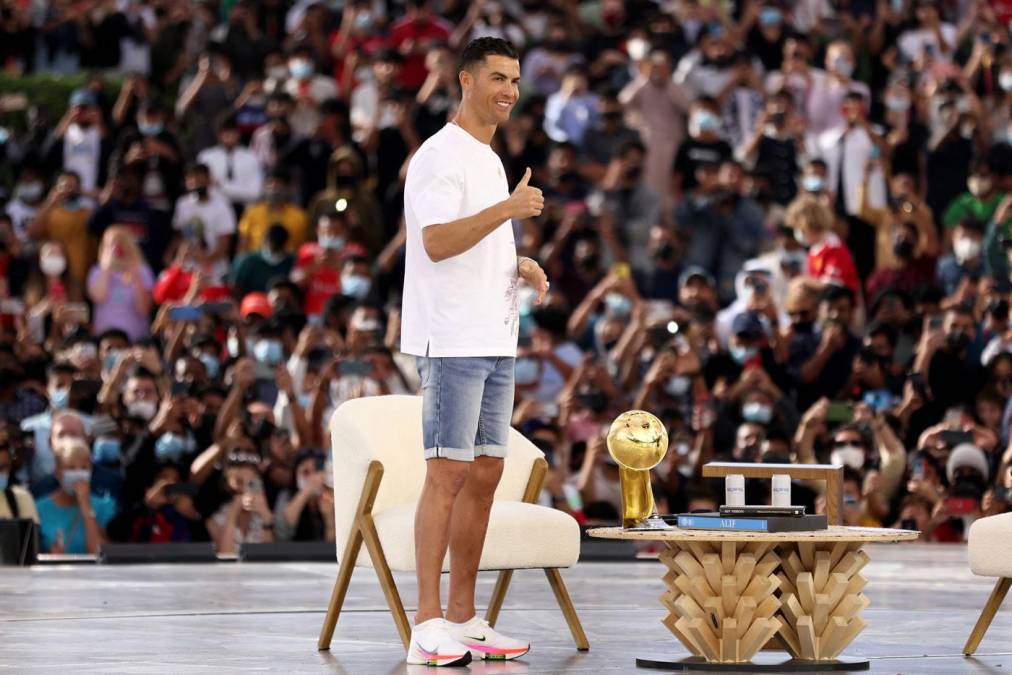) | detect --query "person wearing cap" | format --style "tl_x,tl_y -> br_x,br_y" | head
206,451 -> 276,554
715,265 -> 786,348
632,226 -> 682,300
48,88 -> 106,193
677,265 -> 718,312
240,292 -> 273,321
